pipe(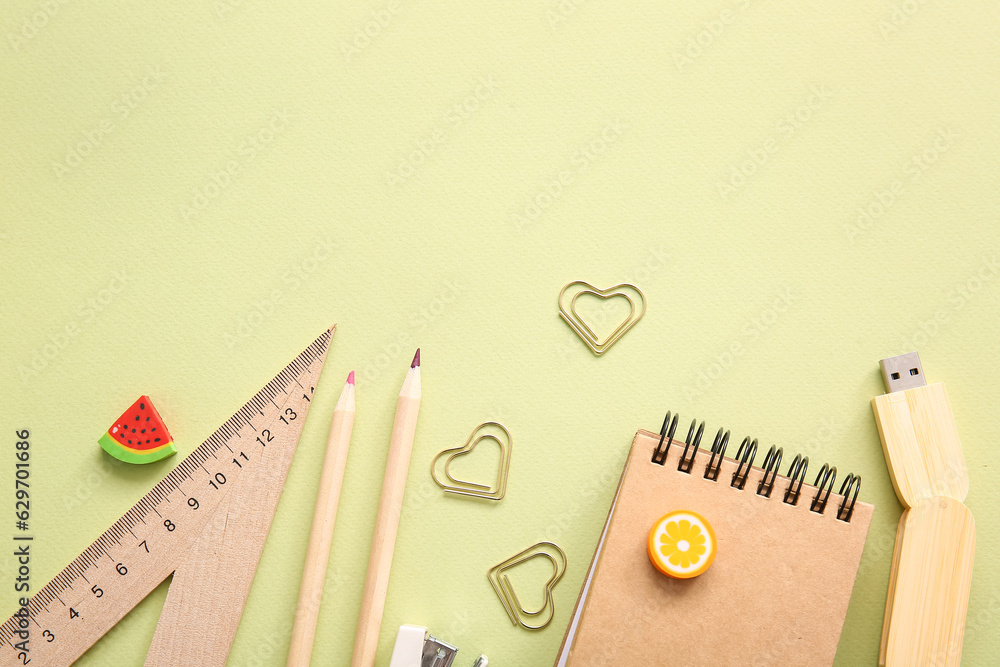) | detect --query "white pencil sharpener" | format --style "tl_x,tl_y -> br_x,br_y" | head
389,624 -> 487,667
